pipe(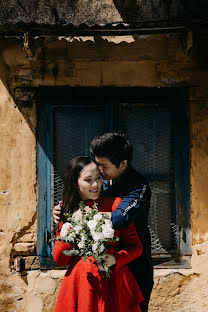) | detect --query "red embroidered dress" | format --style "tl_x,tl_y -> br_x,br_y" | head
53,197 -> 144,312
